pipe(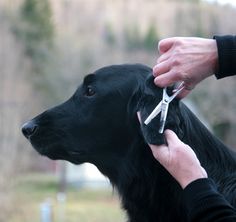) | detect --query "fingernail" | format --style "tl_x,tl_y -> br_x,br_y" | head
154,77 -> 160,85
152,67 -> 157,76
153,64 -> 160,76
